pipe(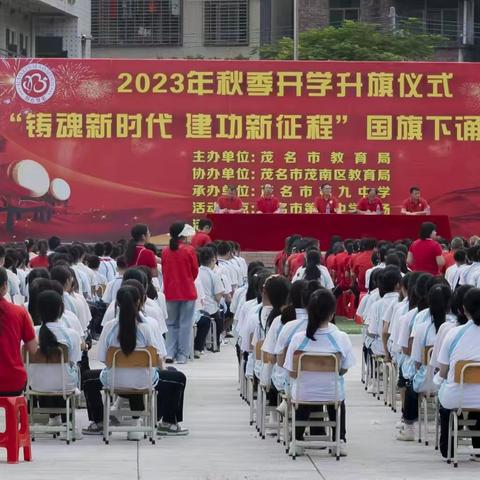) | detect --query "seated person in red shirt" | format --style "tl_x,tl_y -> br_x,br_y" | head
314,183 -> 340,214
351,238 -> 376,292
407,222 -> 445,275
214,185 -> 243,214
256,184 -> 280,213
356,188 -> 384,215
0,267 -> 38,396
400,186 -> 430,216
30,239 -> 50,269
191,219 -> 213,249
